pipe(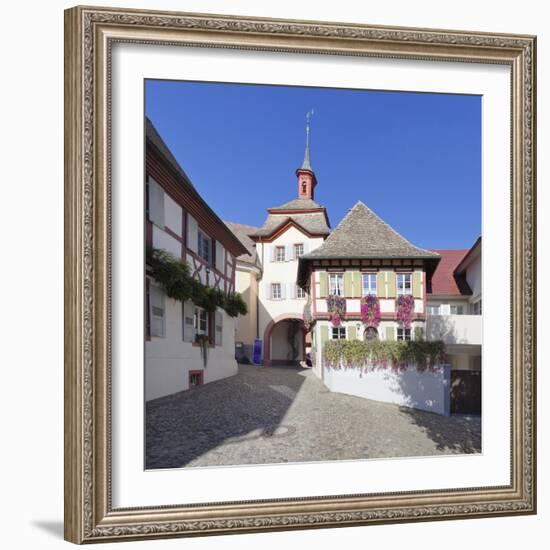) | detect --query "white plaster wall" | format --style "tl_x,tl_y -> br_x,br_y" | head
153,225 -> 181,258
164,193 -> 182,236
145,297 -> 238,401
347,298 -> 360,313
323,364 -> 451,416
186,213 -> 198,254
426,314 -> 482,345
257,225 -> 324,337
380,299 -> 395,313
